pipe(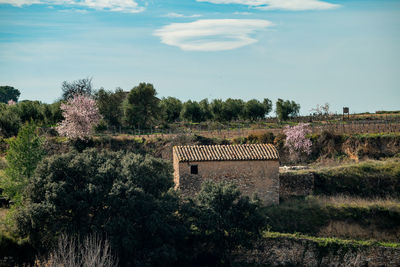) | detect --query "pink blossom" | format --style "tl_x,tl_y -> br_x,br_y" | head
283,123 -> 312,159
56,94 -> 102,140
7,99 -> 16,105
